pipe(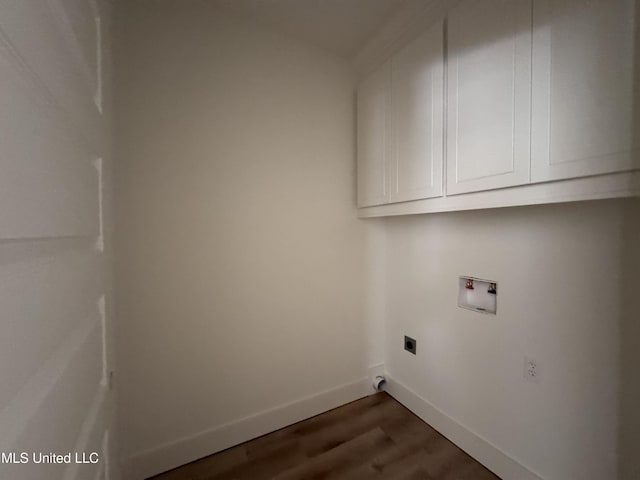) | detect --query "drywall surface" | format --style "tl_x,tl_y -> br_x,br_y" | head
115,0 -> 369,471
361,218 -> 387,370
619,198 -> 640,480
382,200 -> 631,480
